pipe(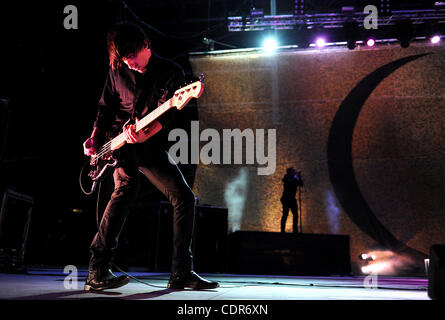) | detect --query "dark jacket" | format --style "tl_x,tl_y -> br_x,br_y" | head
94,54 -> 185,155
281,174 -> 303,203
